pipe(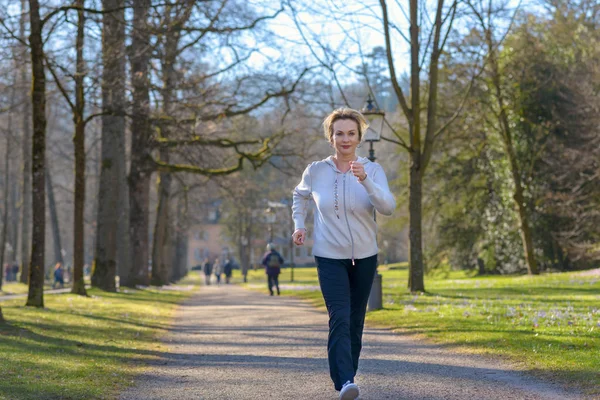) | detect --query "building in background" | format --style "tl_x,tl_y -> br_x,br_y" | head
187,199 -> 315,271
